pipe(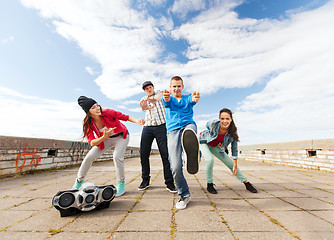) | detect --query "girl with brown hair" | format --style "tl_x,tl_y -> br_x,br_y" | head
199,108 -> 257,194
74,96 -> 145,197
